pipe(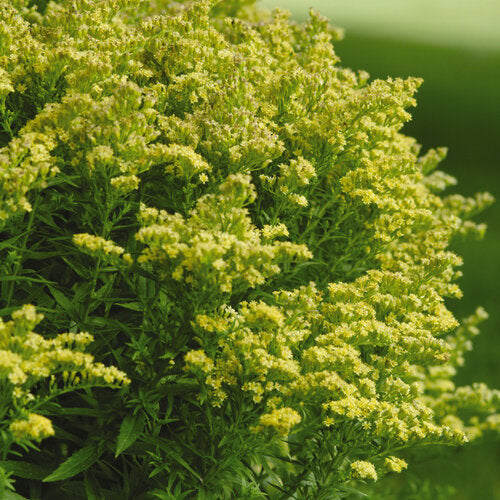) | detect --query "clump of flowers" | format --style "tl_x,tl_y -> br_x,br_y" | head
0,0 -> 497,498
0,305 -> 129,448
351,460 -> 378,481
